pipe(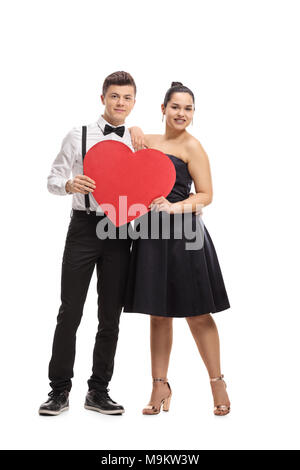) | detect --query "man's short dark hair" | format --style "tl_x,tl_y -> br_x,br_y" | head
102,71 -> 136,97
